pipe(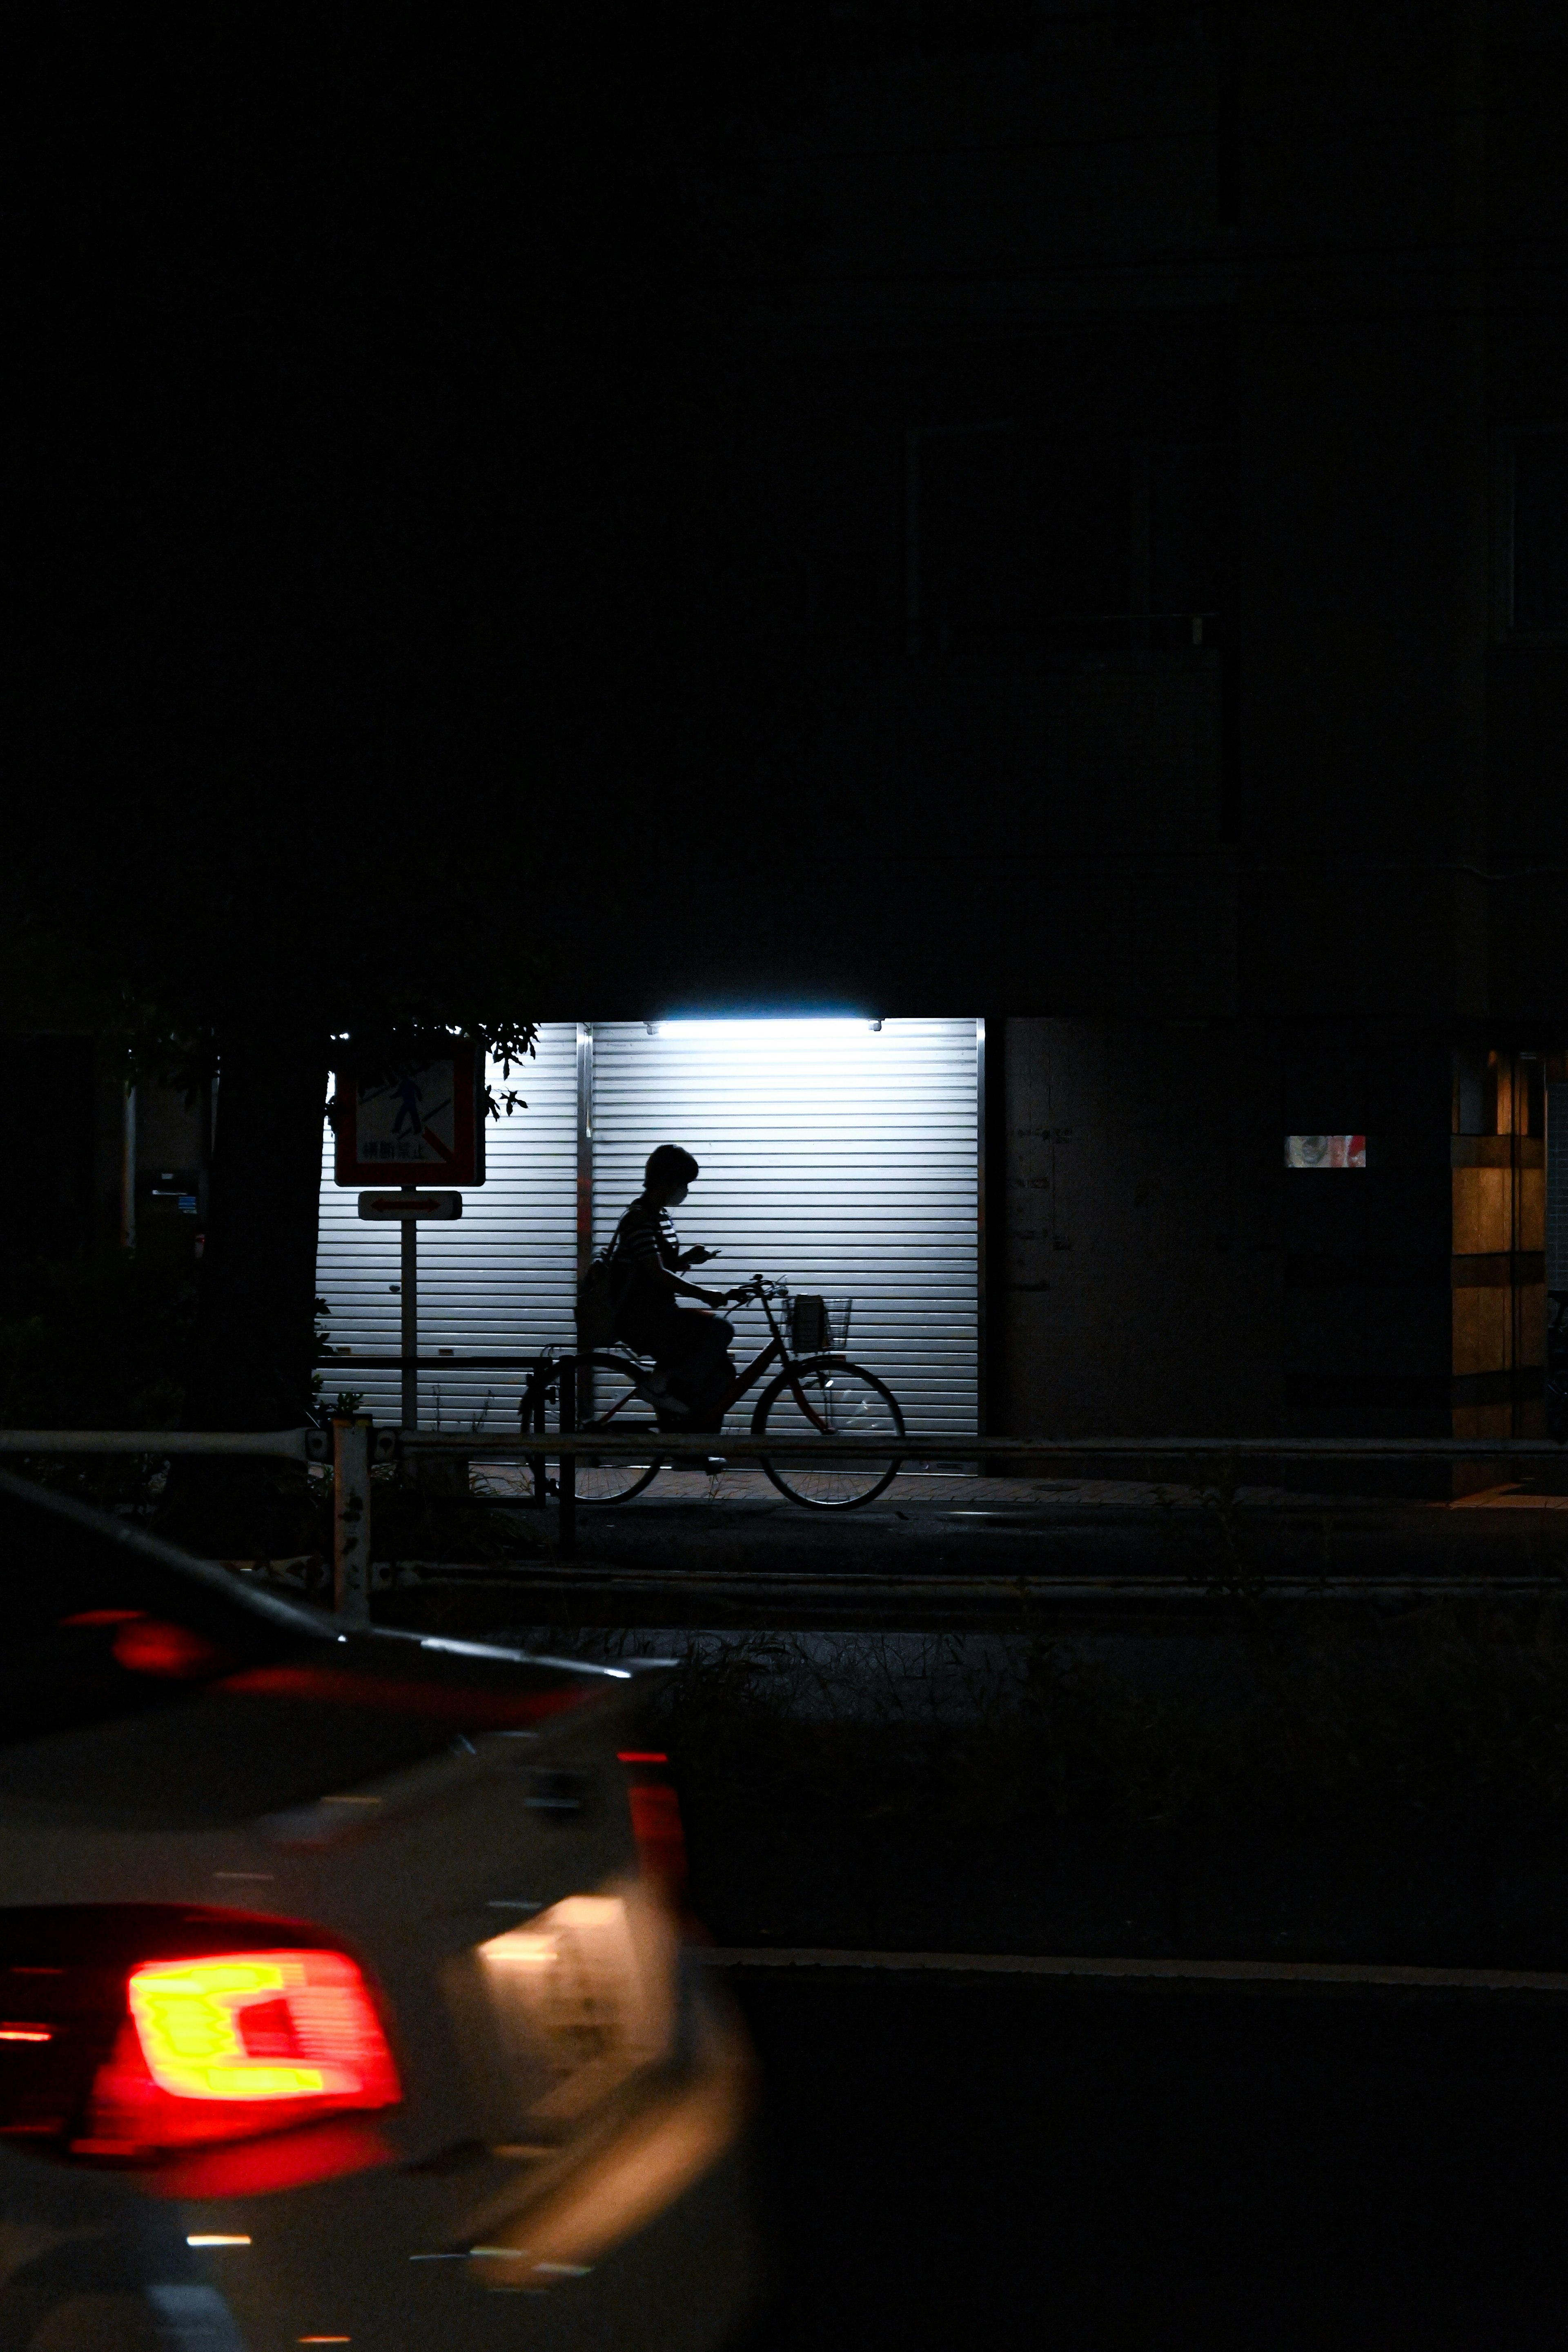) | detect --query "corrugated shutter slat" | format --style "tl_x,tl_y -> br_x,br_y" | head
590,1019 -> 978,1438
315,1018 -> 979,1439
314,1026 -> 579,1431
